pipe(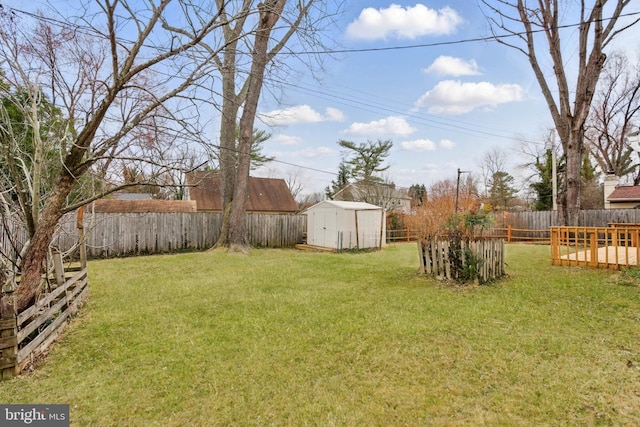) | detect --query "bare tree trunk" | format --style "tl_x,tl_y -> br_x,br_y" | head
215,1 -> 251,248
0,175 -> 73,316
563,127 -> 585,226
481,0 -> 637,225
0,1 -> 225,315
228,0 -> 285,252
